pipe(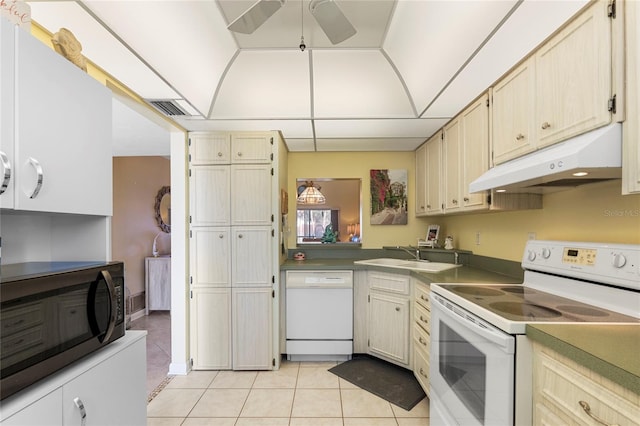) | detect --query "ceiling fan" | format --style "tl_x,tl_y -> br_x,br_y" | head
227,0 -> 357,45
